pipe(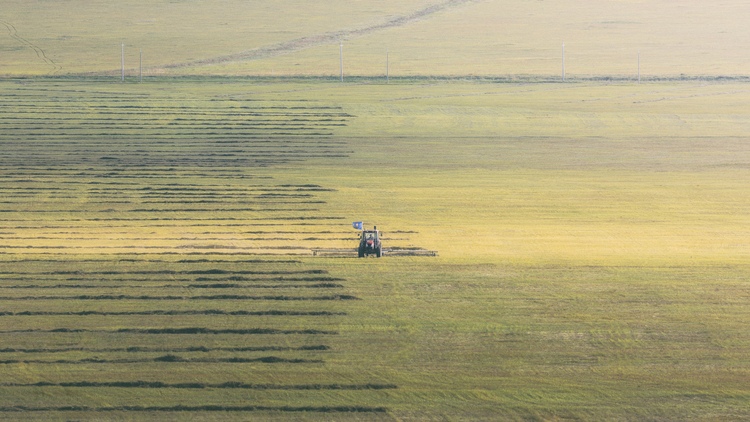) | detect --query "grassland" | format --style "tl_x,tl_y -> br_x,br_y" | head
2,1 -> 750,78
0,78 -> 748,420
2,1 -> 750,419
